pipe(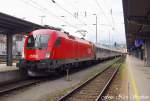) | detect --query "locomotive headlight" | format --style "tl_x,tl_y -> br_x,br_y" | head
45,52 -> 51,59
22,52 -> 25,59
22,48 -> 25,59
